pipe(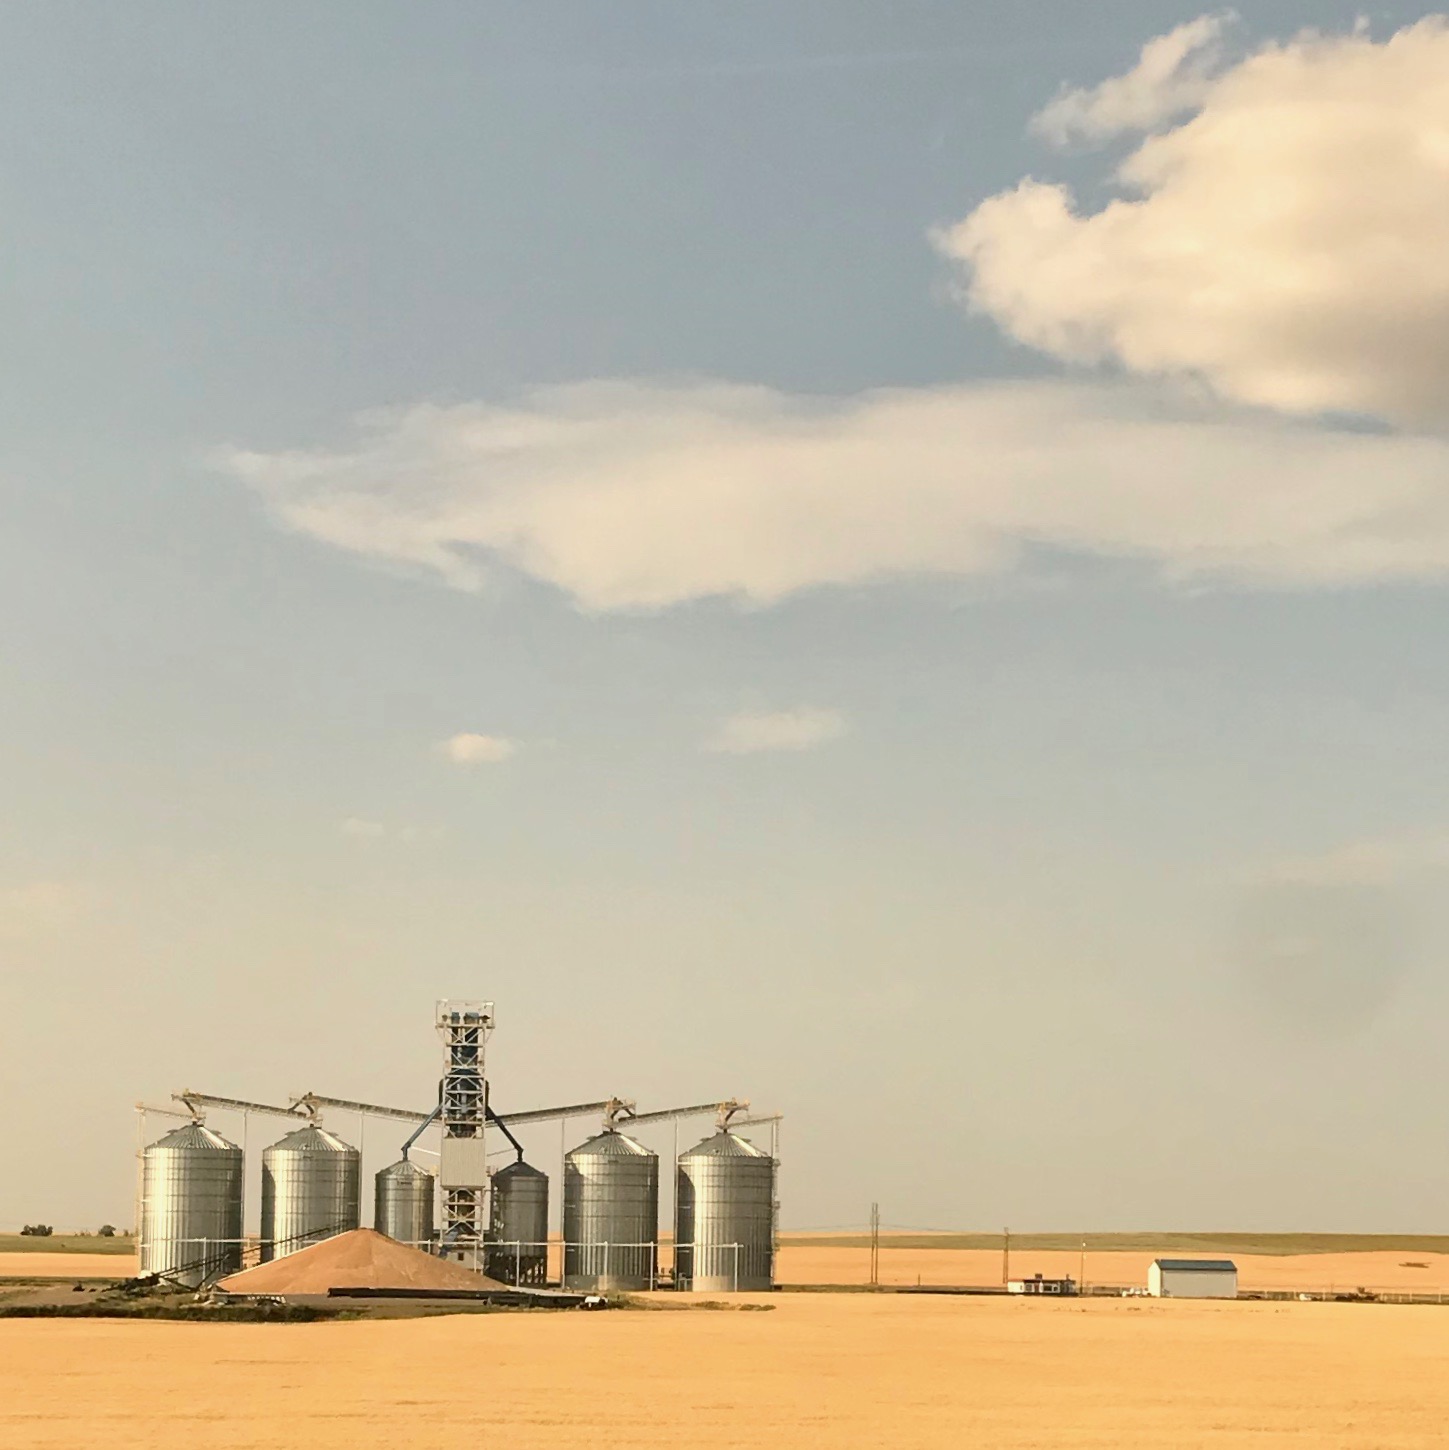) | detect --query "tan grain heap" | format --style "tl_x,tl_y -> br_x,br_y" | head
218,1229 -> 505,1295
